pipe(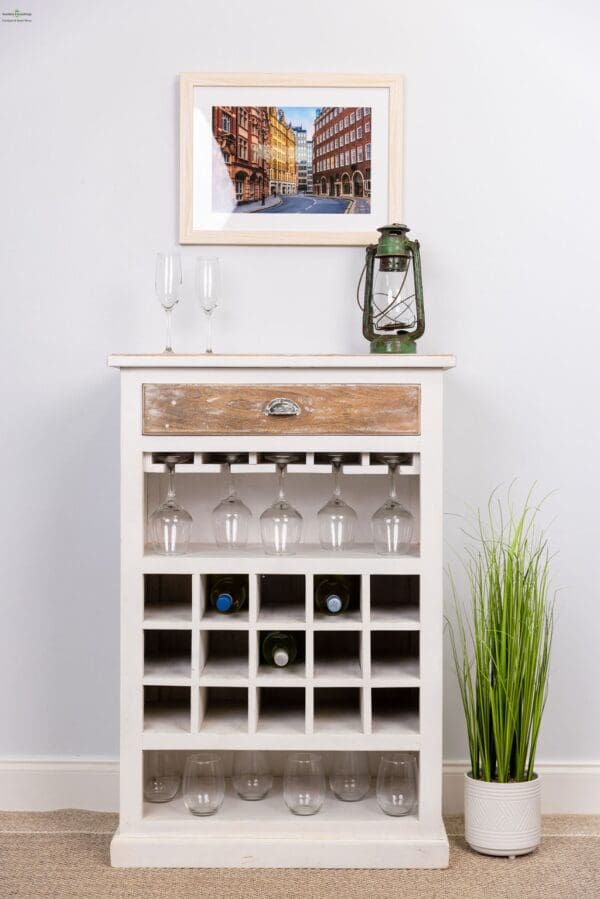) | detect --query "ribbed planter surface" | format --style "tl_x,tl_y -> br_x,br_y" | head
464,773 -> 541,857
